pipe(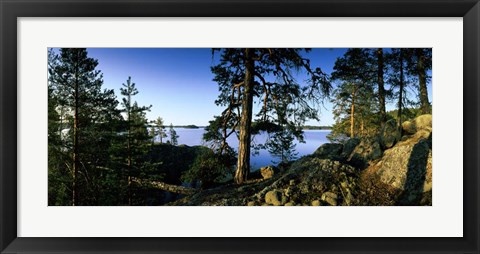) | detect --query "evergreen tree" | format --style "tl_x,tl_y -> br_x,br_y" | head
386,49 -> 416,132
151,117 -> 167,143
266,128 -> 298,164
119,76 -> 152,205
49,48 -> 119,205
330,49 -> 378,140
376,48 -> 387,126
47,49 -> 70,205
168,123 -> 179,145
406,48 -> 432,114
210,48 -> 331,184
